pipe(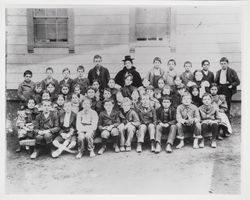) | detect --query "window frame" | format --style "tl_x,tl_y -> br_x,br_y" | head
27,8 -> 75,53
